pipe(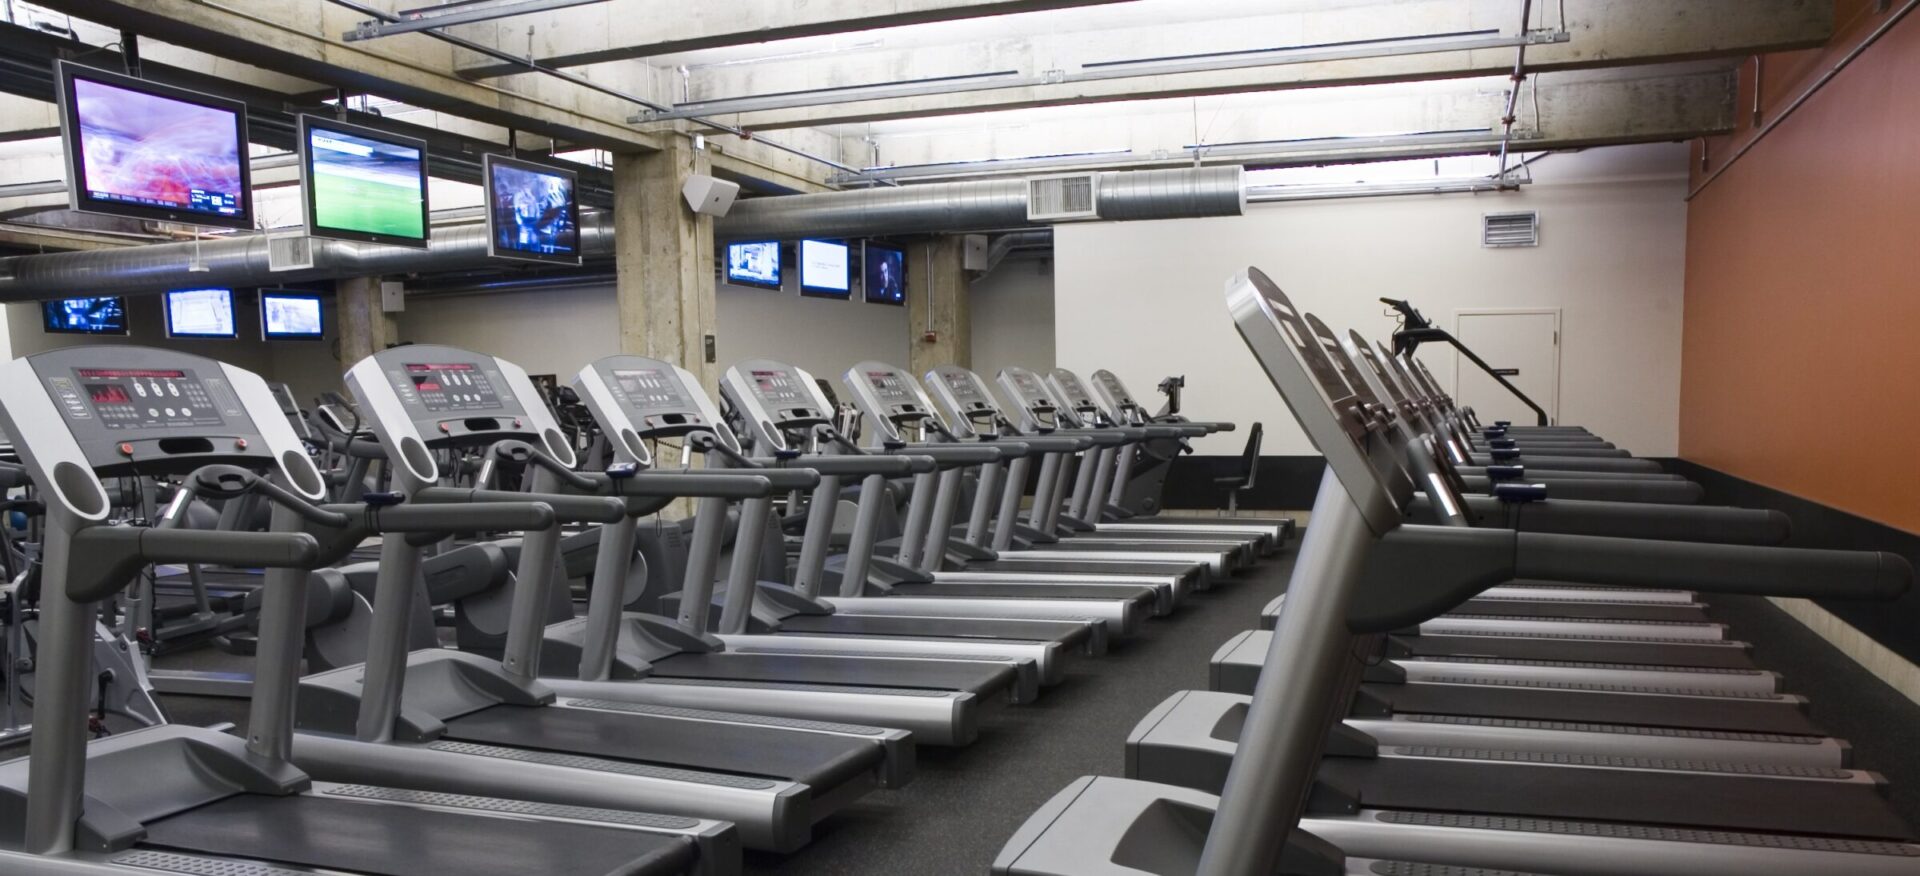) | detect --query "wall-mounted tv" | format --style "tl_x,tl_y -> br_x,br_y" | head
863,242 -> 906,306
299,115 -> 430,247
260,291 -> 324,340
164,287 -> 237,339
485,153 -> 580,265
799,239 -> 851,299
725,241 -> 782,290
42,296 -> 128,336
56,61 -> 253,229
